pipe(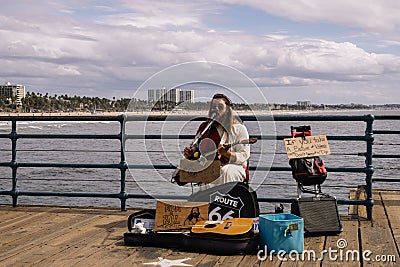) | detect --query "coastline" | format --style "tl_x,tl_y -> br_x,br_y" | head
0,108 -> 399,117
